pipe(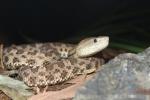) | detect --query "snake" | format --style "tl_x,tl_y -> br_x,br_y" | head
0,36 -> 109,93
